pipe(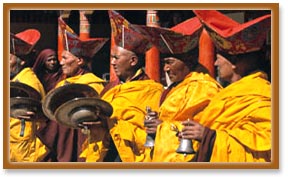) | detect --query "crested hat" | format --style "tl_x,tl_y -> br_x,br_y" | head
58,17 -> 109,58
130,17 -> 203,54
108,10 -> 153,54
10,29 -> 41,58
193,10 -> 271,55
